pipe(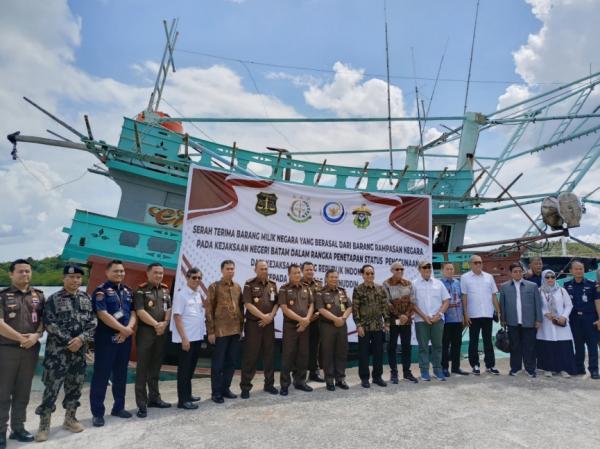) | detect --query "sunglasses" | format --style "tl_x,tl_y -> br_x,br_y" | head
394,268 -> 404,271
190,276 -> 202,280
545,275 -> 556,279
364,272 -> 375,275
472,261 -> 483,265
